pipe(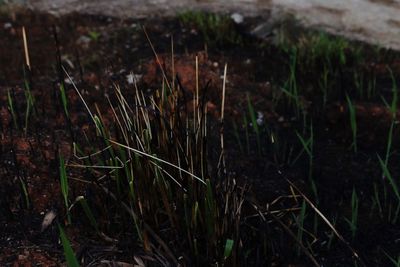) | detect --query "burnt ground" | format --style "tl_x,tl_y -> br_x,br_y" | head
1,9 -> 400,266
